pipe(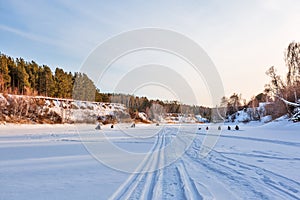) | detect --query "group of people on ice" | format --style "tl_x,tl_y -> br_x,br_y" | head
95,122 -> 136,130
199,125 -> 240,131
